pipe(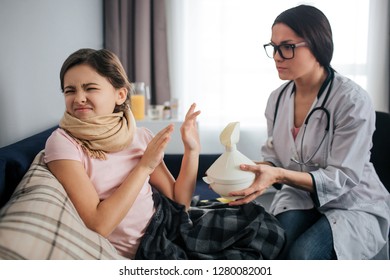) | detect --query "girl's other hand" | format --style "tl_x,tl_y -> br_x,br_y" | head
140,124 -> 174,173
180,103 -> 201,153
